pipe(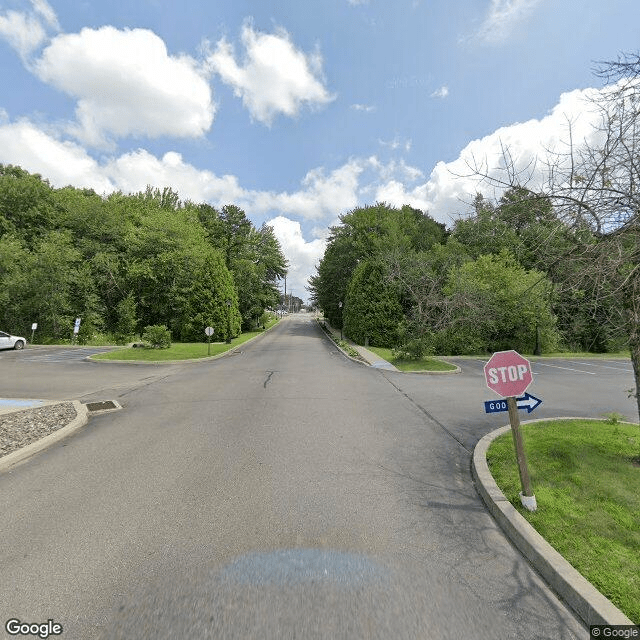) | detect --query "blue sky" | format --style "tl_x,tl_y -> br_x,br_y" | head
1,0 -> 638,301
